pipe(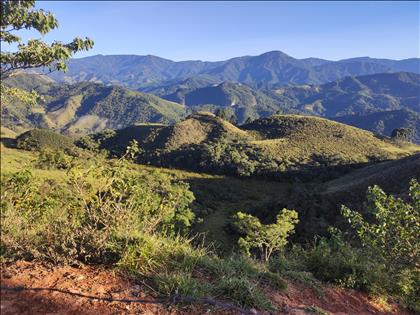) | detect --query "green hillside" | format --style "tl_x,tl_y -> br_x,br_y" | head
270,72 -> 420,117
159,82 -> 284,122
4,72 -> 419,141
2,74 -> 186,135
84,112 -> 419,179
332,109 -> 420,143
